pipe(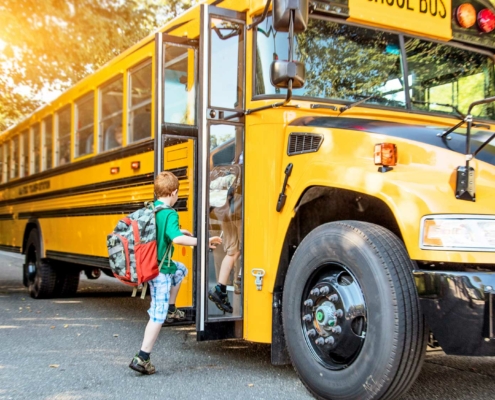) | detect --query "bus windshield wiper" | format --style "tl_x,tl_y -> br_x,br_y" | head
339,94 -> 379,113
411,100 -> 465,120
